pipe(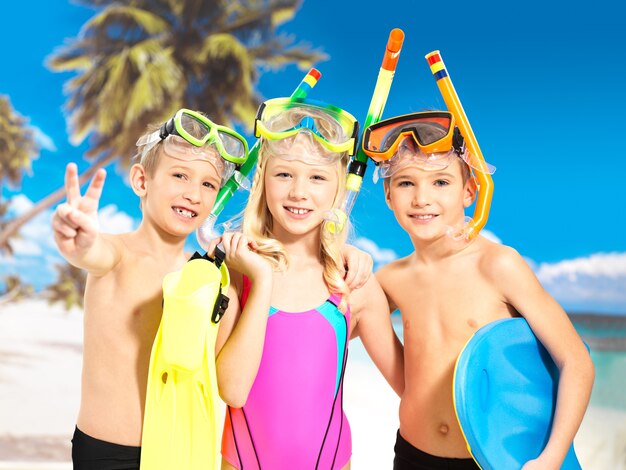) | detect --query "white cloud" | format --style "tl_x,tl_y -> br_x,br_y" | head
481,229 -> 502,244
535,252 -> 626,313
352,237 -> 398,271
99,205 -> 137,234
6,194 -> 34,216
9,238 -> 42,256
536,252 -> 626,281
32,126 -> 57,152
